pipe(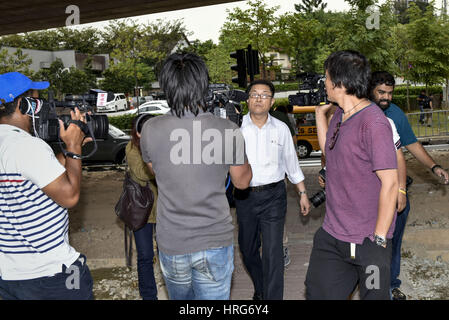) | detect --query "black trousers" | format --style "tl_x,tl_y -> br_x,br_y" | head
305,227 -> 392,300
235,180 -> 287,300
